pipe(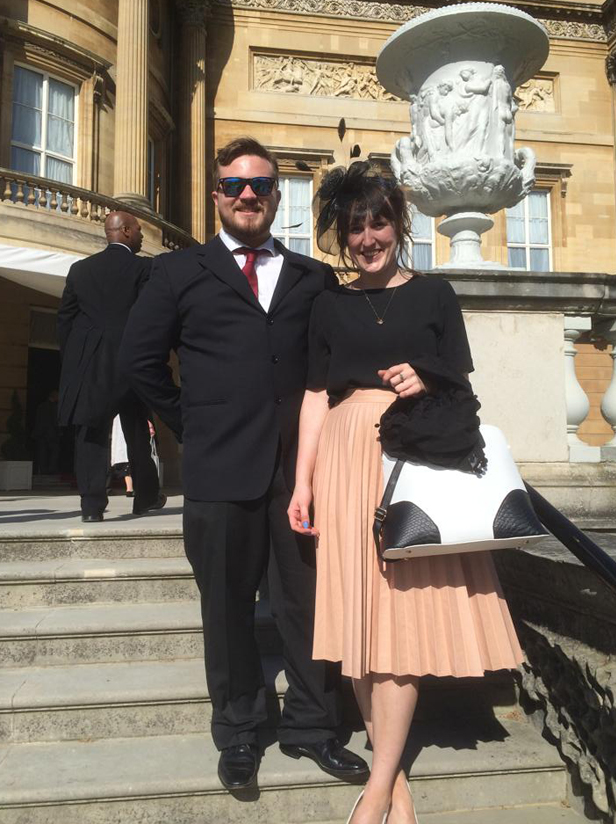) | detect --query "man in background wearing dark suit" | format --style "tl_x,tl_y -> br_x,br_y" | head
121,138 -> 368,790
57,211 -> 164,522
